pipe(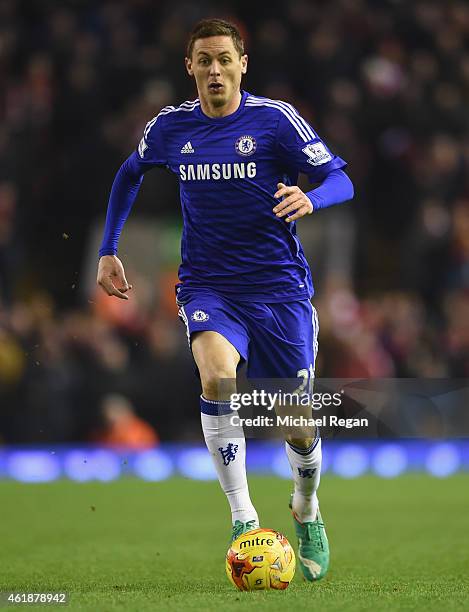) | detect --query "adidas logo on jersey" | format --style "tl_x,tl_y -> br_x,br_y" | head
181,141 -> 195,153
